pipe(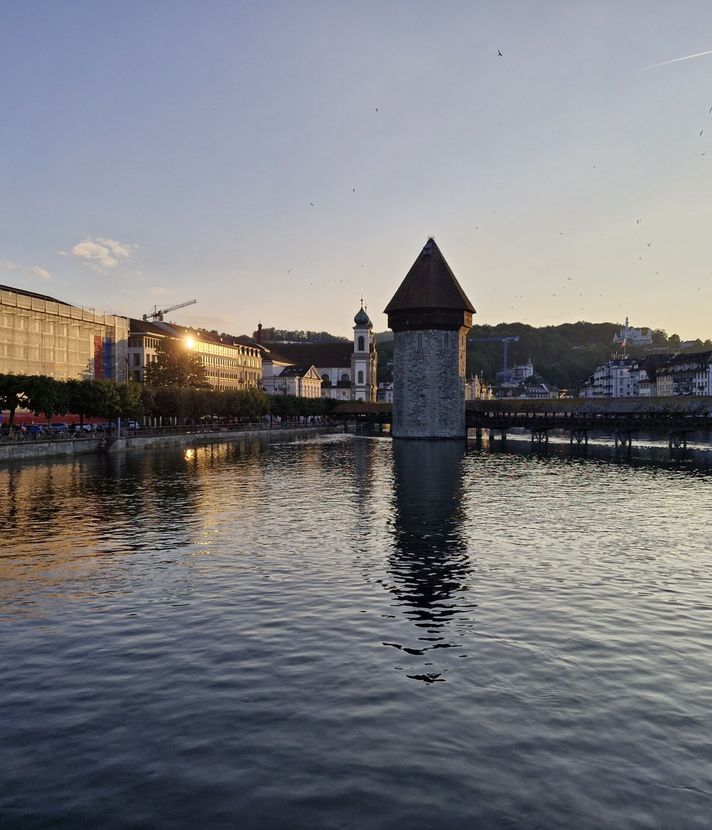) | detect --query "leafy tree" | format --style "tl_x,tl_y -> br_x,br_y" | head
0,374 -> 30,434
144,339 -> 210,389
25,376 -> 67,422
117,382 -> 144,420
